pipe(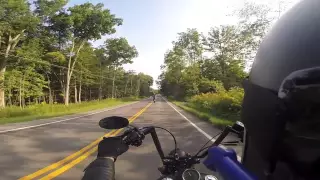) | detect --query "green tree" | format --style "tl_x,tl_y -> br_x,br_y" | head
124,70 -> 136,96
94,47 -> 112,100
203,25 -> 247,89
103,37 -> 138,98
74,42 -> 98,103
0,0 -> 38,107
62,3 -> 122,105
159,29 -> 203,99
34,0 -> 67,18
235,2 -> 272,66
0,1 -> 160,108
137,73 -> 153,97
175,28 -> 203,65
5,38 -> 47,107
